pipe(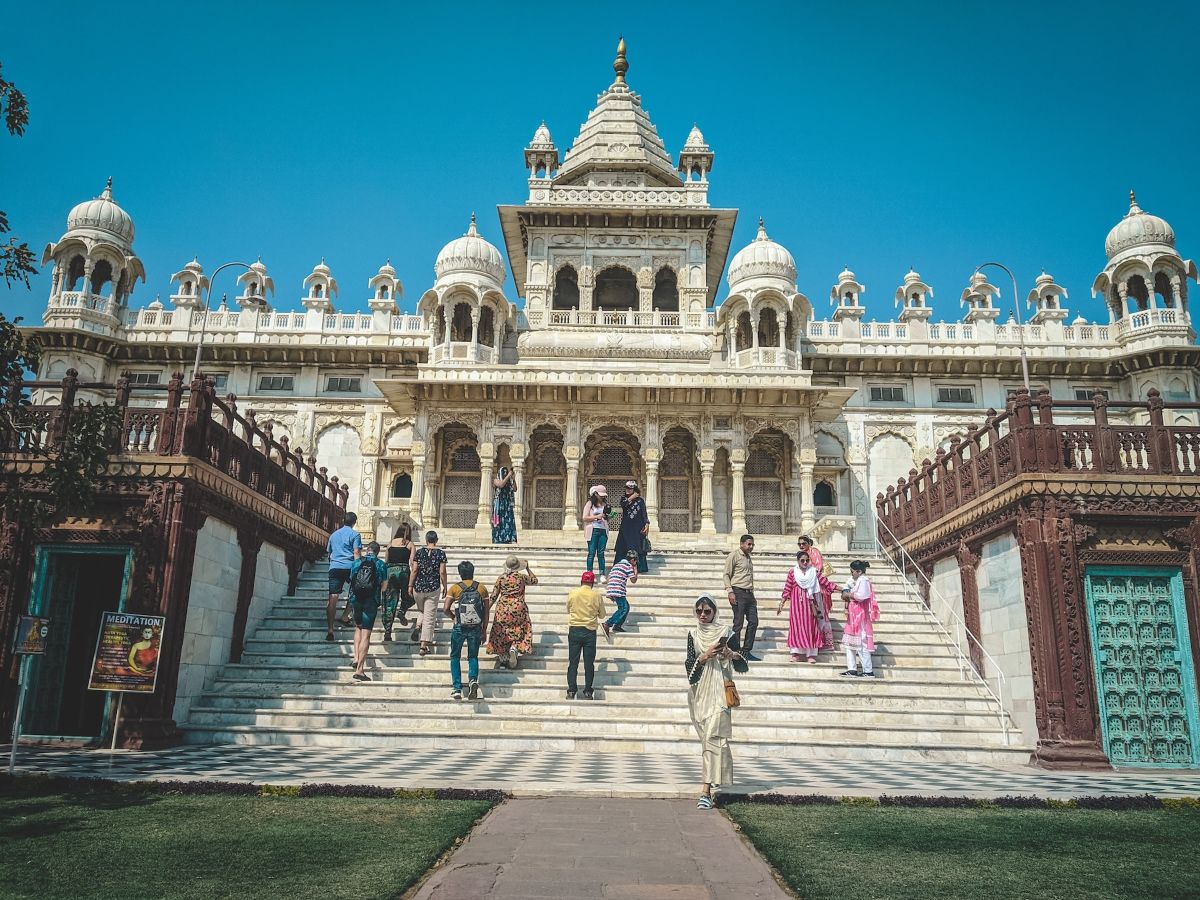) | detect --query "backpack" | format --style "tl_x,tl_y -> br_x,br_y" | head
456,581 -> 484,627
351,558 -> 381,601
